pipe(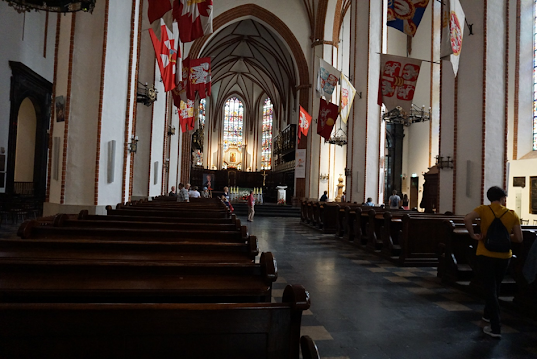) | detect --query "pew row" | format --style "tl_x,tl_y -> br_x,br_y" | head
0,237 -> 259,263
0,252 -> 277,303
0,284 -> 319,359
18,220 -> 249,243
